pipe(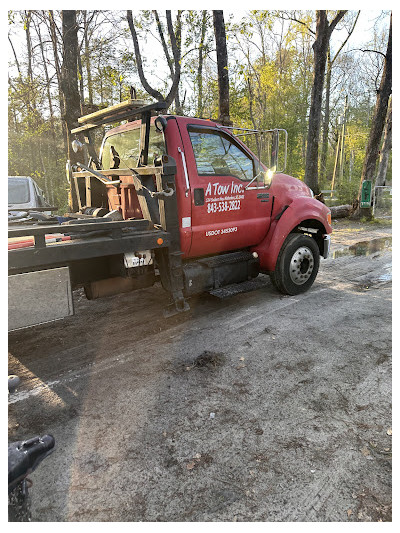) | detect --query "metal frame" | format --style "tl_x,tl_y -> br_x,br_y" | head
372,185 -> 392,219
71,100 -> 168,211
218,125 -> 288,175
